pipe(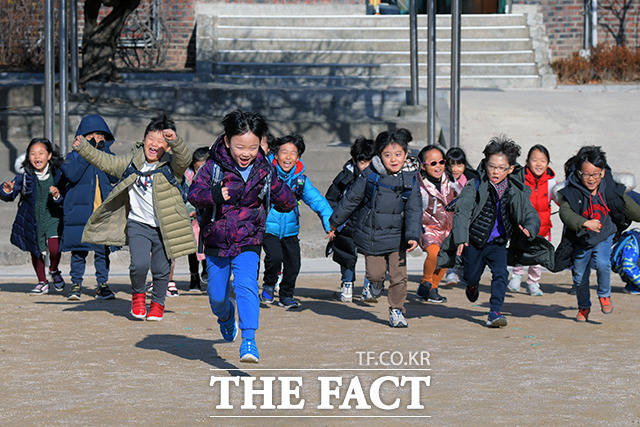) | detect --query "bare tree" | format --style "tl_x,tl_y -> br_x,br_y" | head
80,0 -> 140,85
599,0 -> 636,46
